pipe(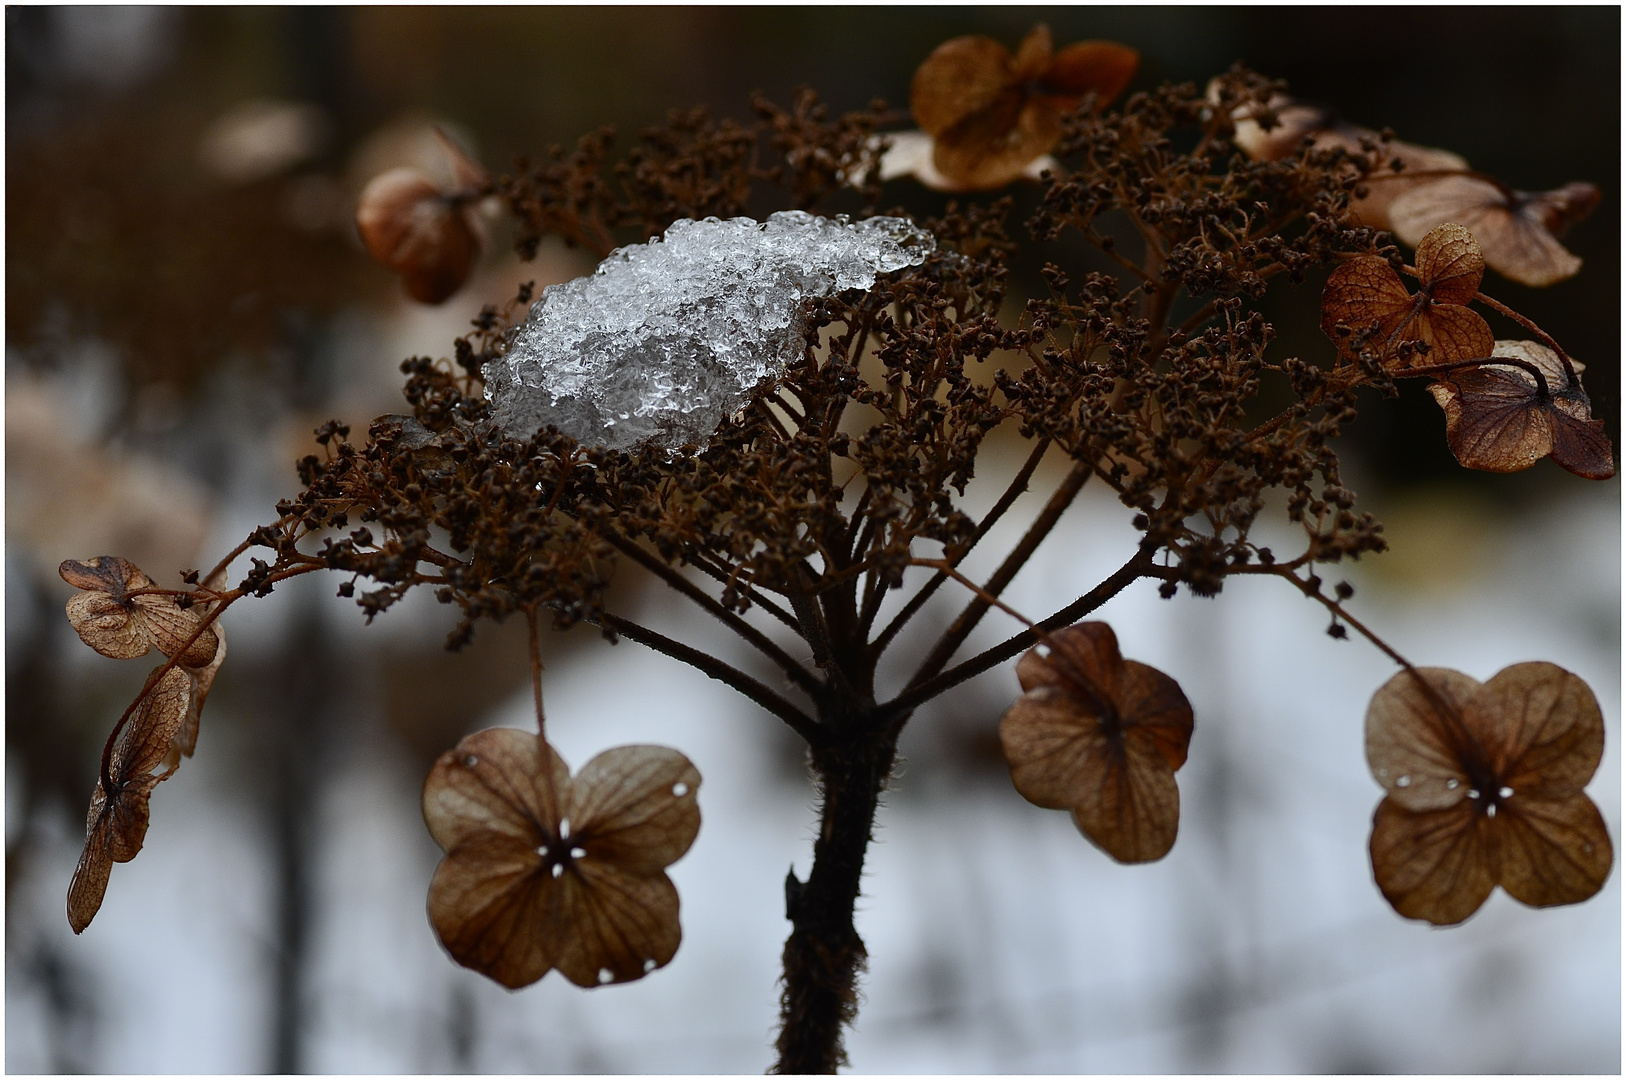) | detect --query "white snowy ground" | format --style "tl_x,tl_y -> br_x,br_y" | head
7,475 -> 1619,1073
